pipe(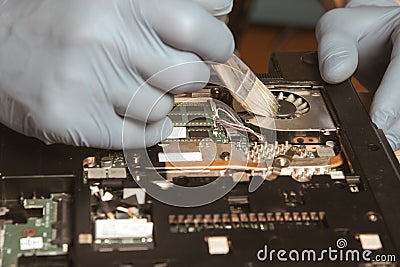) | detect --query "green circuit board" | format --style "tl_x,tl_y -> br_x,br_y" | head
0,194 -> 68,267
169,103 -> 214,127
166,100 -> 249,146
